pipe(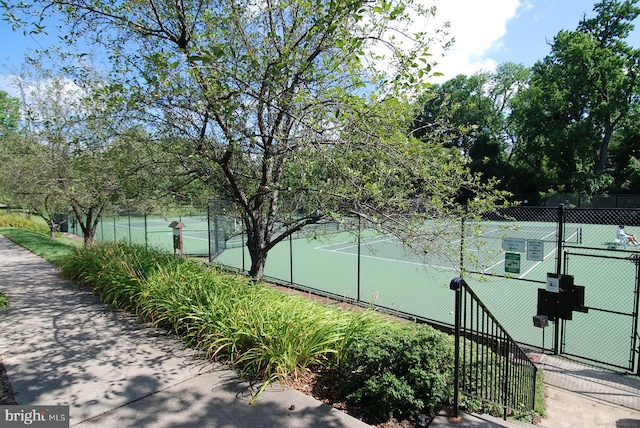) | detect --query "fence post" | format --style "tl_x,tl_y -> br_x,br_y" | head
290,233 -> 293,285
556,204 -> 564,274
357,215 -> 361,303
634,255 -> 640,376
241,226 -> 246,272
207,203 -> 212,263
144,213 -> 148,248
554,204 -> 565,355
